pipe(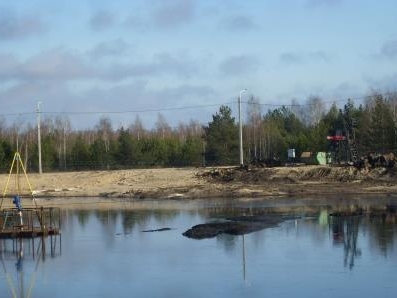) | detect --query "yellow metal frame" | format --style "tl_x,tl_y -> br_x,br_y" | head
0,152 -> 38,210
